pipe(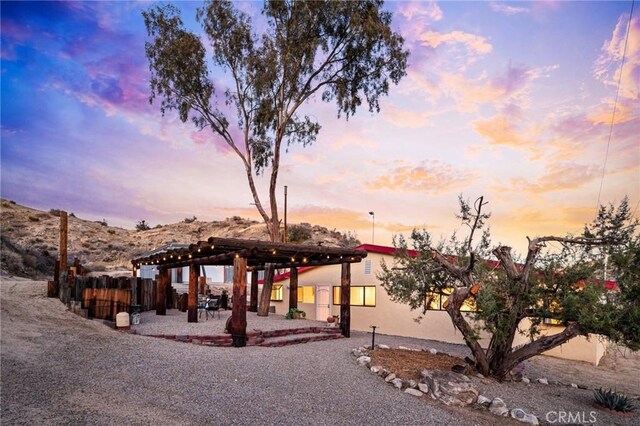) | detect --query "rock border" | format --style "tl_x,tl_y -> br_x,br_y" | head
352,345 -> 540,425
